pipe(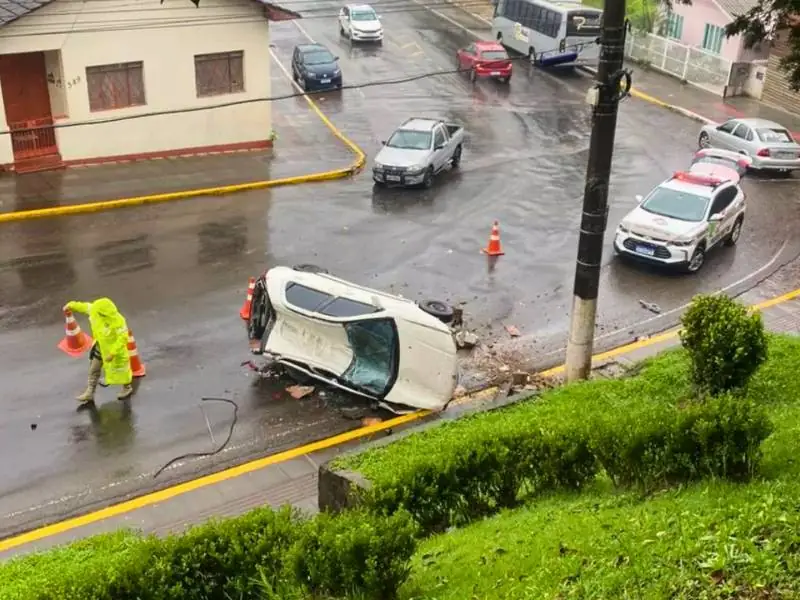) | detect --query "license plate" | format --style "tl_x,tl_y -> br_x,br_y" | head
777,152 -> 796,159
321,78 -> 331,84
491,71 -> 501,75
386,175 -> 401,182
636,245 -> 655,256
